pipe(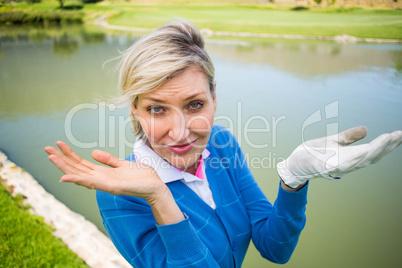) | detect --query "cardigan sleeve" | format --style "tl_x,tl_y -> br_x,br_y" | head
96,182 -> 221,268
232,135 -> 308,264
